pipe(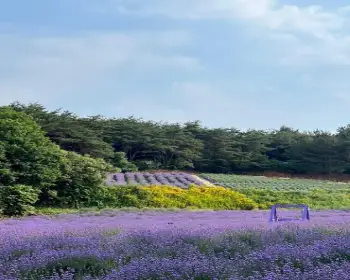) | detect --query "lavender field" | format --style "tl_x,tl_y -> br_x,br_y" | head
106,172 -> 204,187
2,210 -> 350,279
